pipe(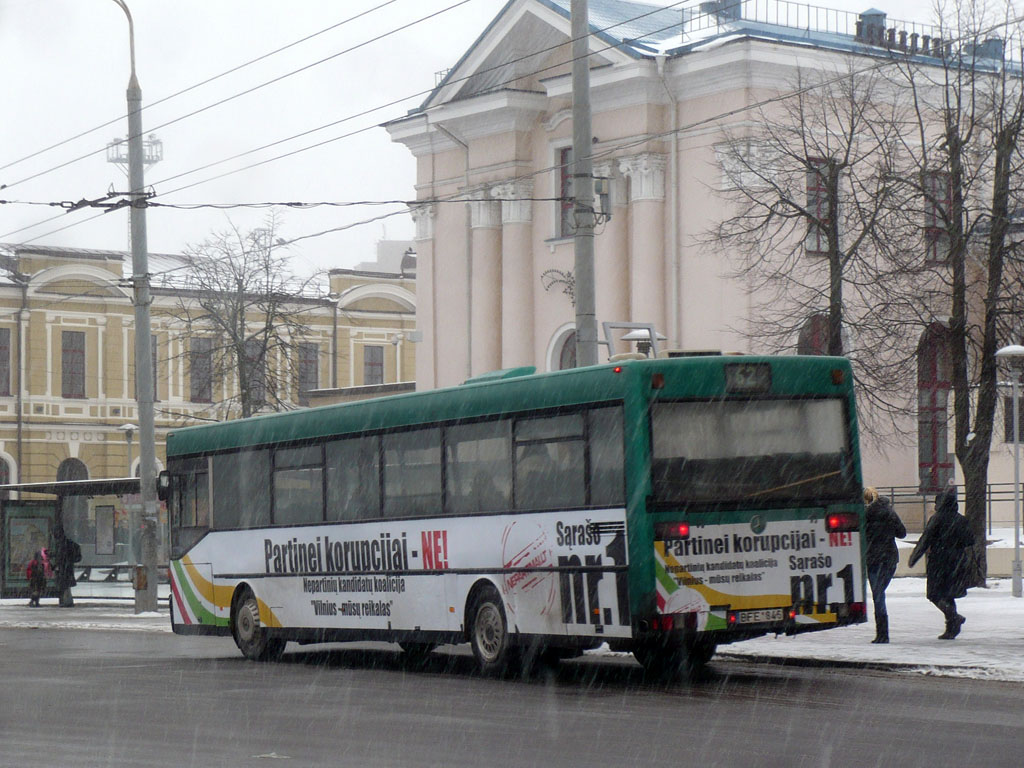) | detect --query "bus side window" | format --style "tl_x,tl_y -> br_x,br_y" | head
588,406 -> 625,506
445,420 -> 512,514
326,436 -> 380,521
514,414 -> 585,510
383,428 -> 442,518
211,450 -> 270,529
273,444 -> 325,526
